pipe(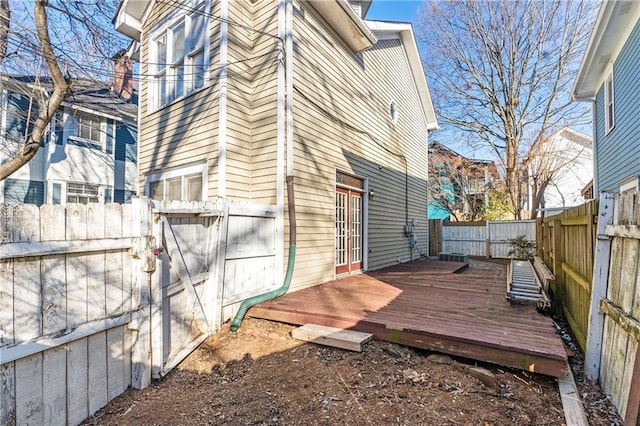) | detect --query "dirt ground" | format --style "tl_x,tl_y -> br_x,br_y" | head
84,316 -> 622,425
